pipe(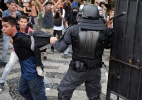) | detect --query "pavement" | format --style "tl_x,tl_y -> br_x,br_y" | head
0,37 -> 113,100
